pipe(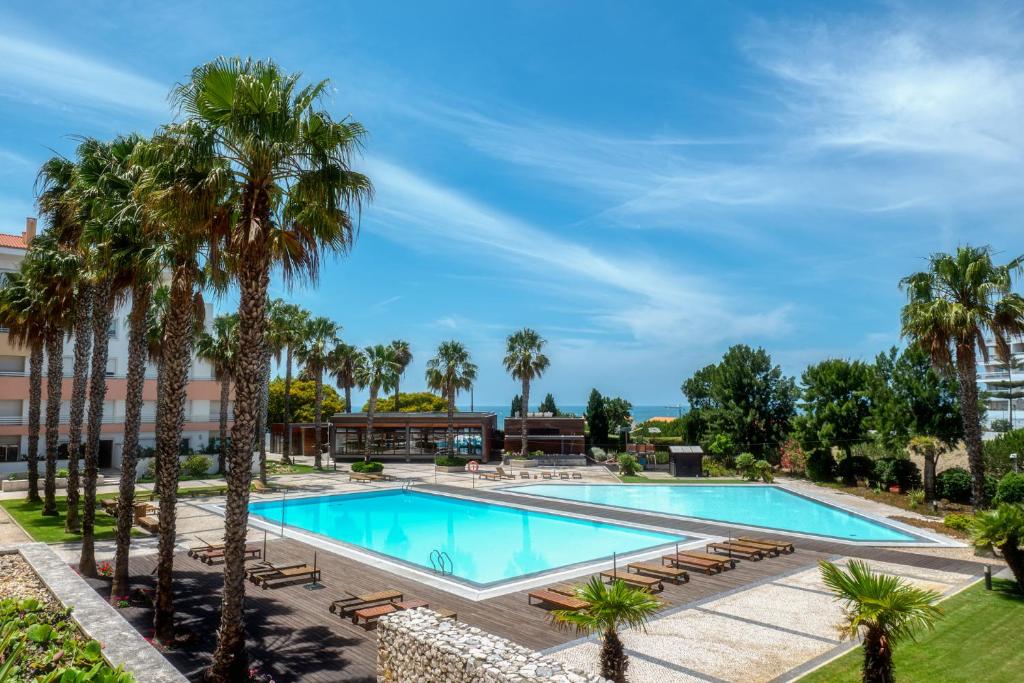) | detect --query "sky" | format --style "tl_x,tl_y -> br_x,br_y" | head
0,1 -> 1021,408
